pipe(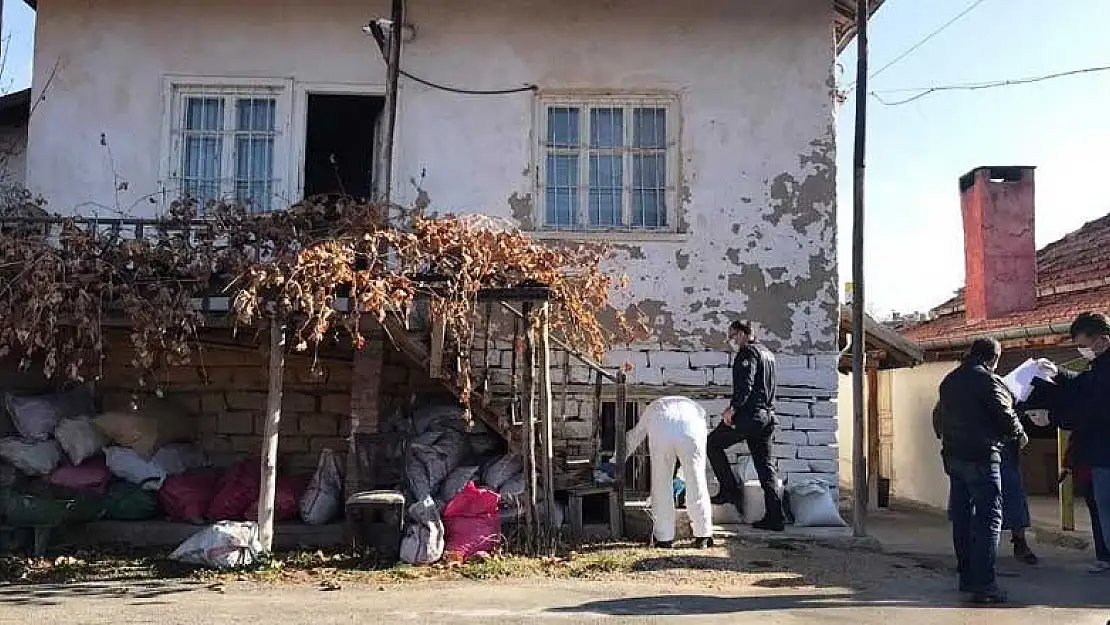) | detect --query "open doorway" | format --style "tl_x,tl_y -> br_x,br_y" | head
302,94 -> 385,200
